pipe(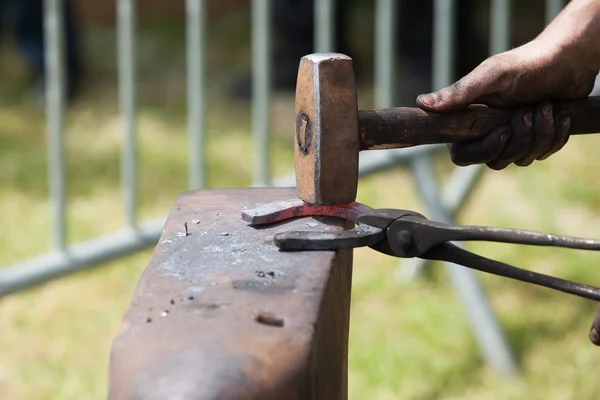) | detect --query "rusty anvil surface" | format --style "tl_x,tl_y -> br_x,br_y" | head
109,188 -> 353,400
